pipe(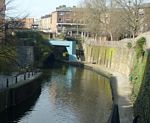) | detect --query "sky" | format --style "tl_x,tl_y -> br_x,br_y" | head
7,0 -> 80,19
6,0 -> 150,19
